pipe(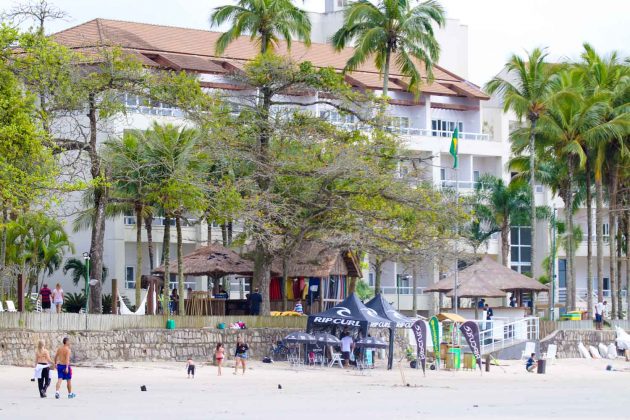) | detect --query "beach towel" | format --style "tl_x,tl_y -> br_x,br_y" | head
33,364 -> 47,379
